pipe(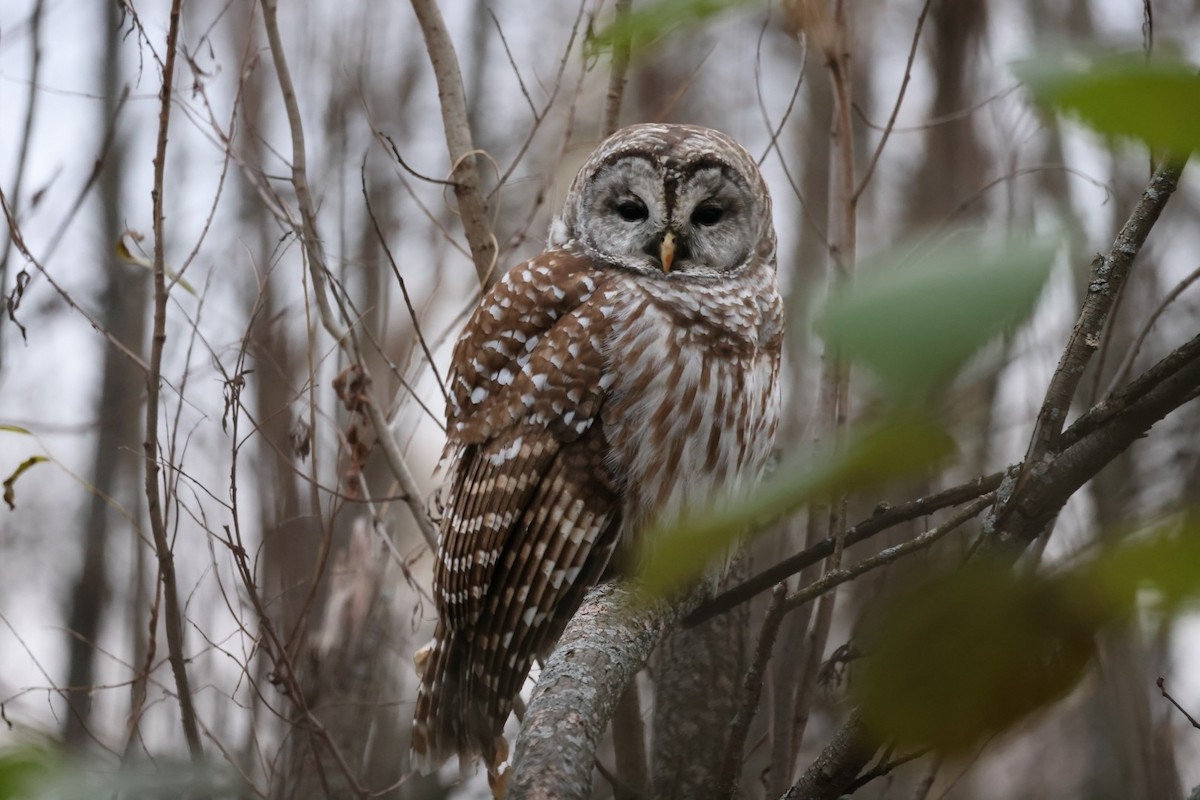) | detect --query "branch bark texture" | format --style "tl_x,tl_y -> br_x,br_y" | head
999,332 -> 1200,545
779,712 -> 875,800
507,583 -> 698,799
652,564 -> 748,799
